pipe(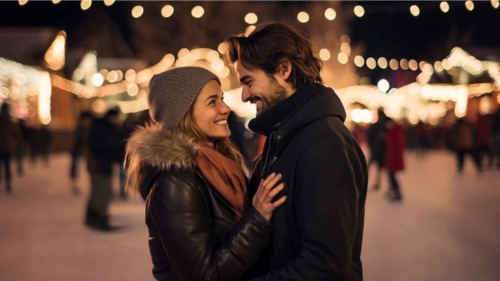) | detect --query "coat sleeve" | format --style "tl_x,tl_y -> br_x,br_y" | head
251,136 -> 367,280
149,171 -> 272,281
